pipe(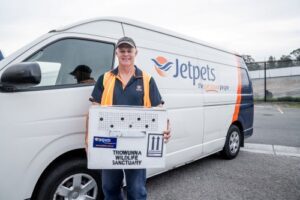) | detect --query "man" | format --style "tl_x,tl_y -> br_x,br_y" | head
70,64 -> 96,84
90,36 -> 171,200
